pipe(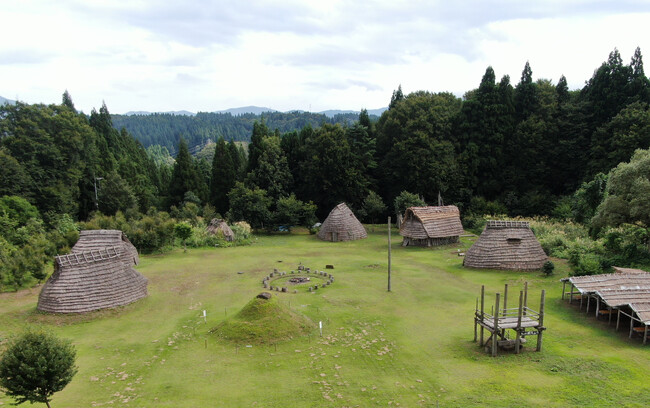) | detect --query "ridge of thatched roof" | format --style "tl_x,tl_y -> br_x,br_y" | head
399,206 -> 464,239
317,203 -> 367,242
463,220 -> 547,270
37,229 -> 147,313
